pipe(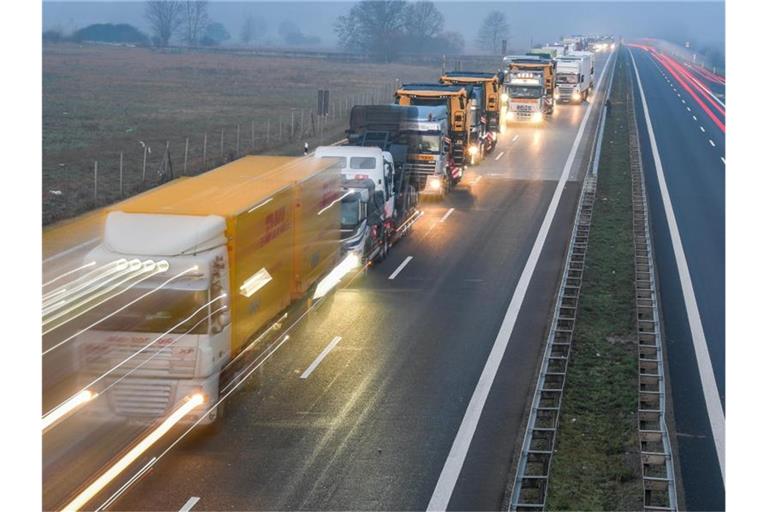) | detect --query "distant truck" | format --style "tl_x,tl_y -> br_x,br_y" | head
502,54 -> 556,123
76,156 -> 346,425
315,145 -> 418,262
555,53 -> 592,103
569,50 -> 595,90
